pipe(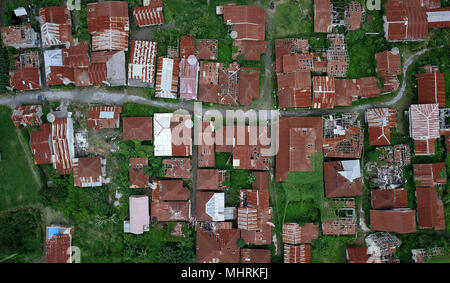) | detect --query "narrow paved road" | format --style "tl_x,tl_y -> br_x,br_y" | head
0,47 -> 435,119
